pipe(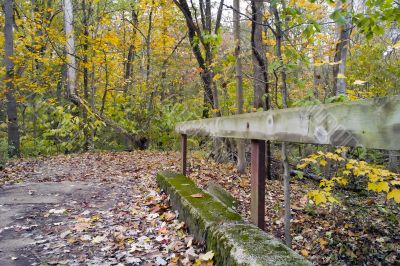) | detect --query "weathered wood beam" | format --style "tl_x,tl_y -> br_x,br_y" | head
176,96 -> 400,150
